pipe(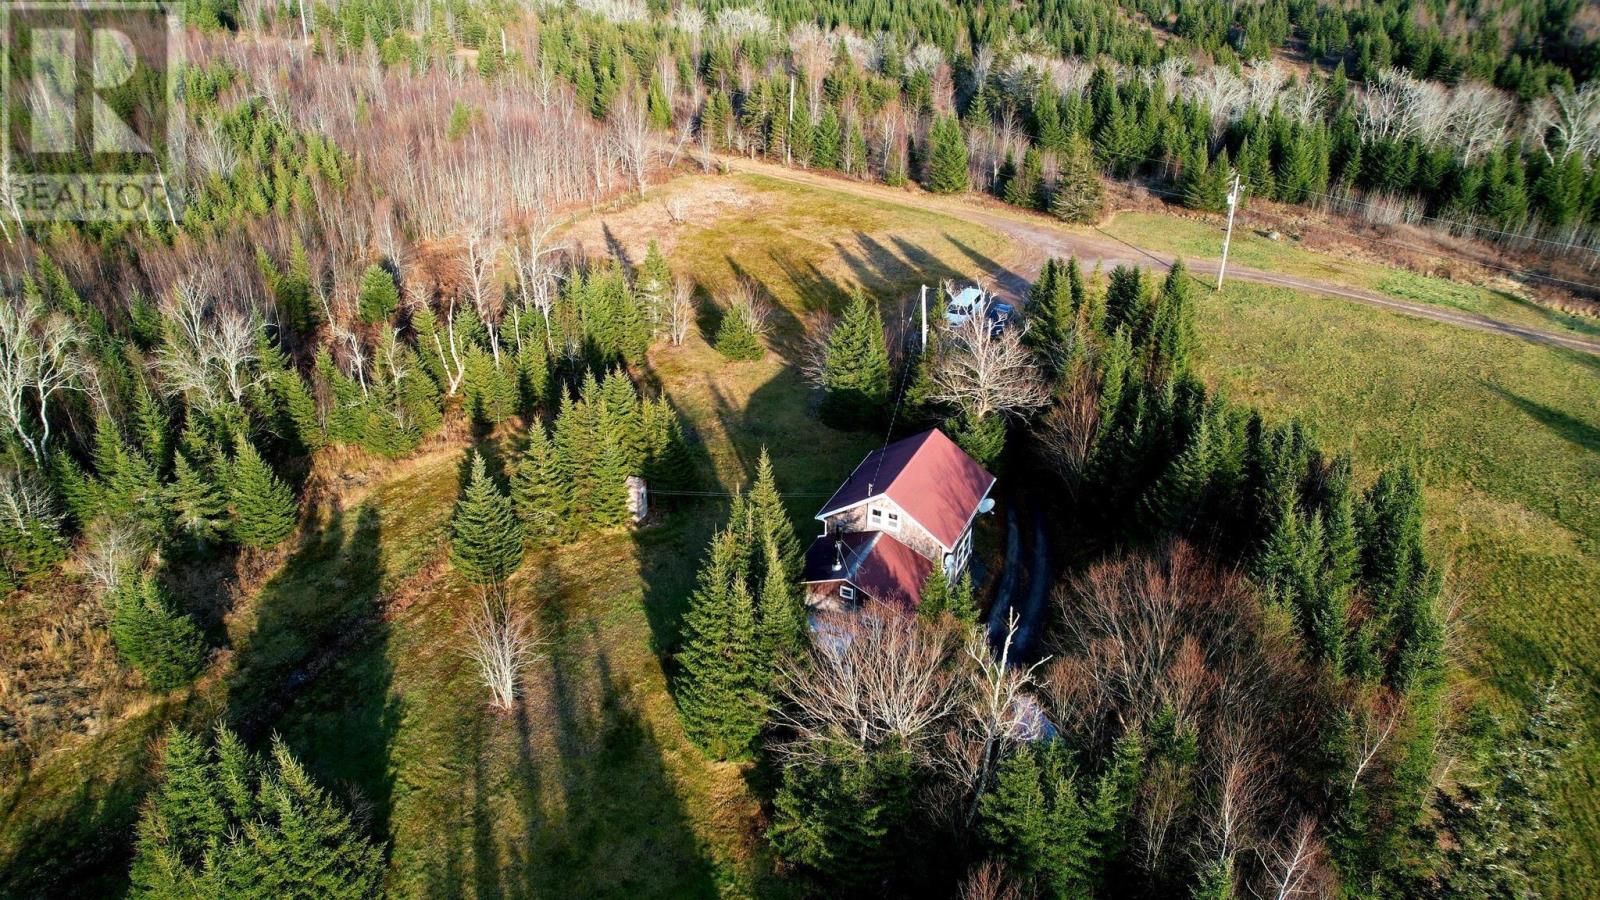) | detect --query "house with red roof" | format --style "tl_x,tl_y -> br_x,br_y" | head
801,428 -> 996,611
